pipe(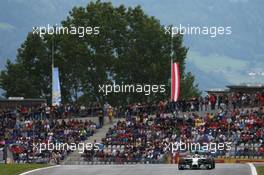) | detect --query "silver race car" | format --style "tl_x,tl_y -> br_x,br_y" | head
178,153 -> 215,170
